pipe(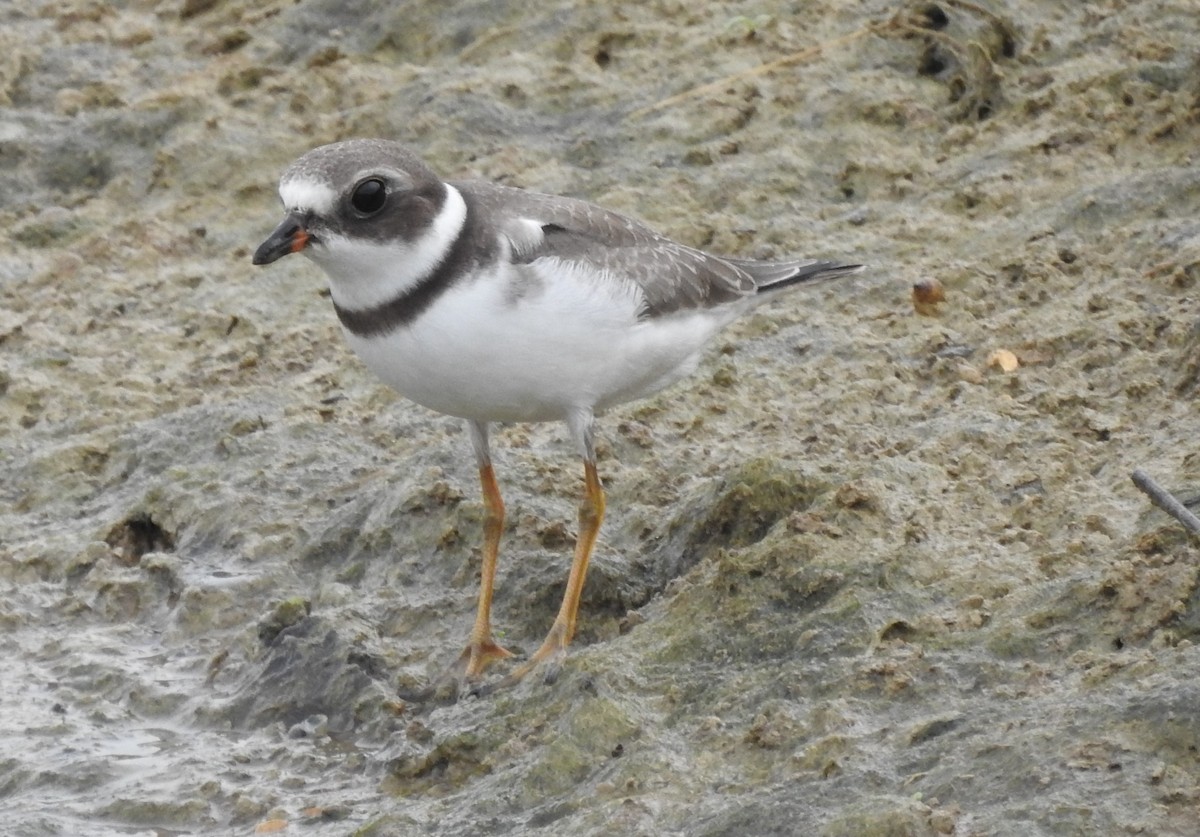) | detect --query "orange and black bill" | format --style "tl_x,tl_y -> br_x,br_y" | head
252,213 -> 310,265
